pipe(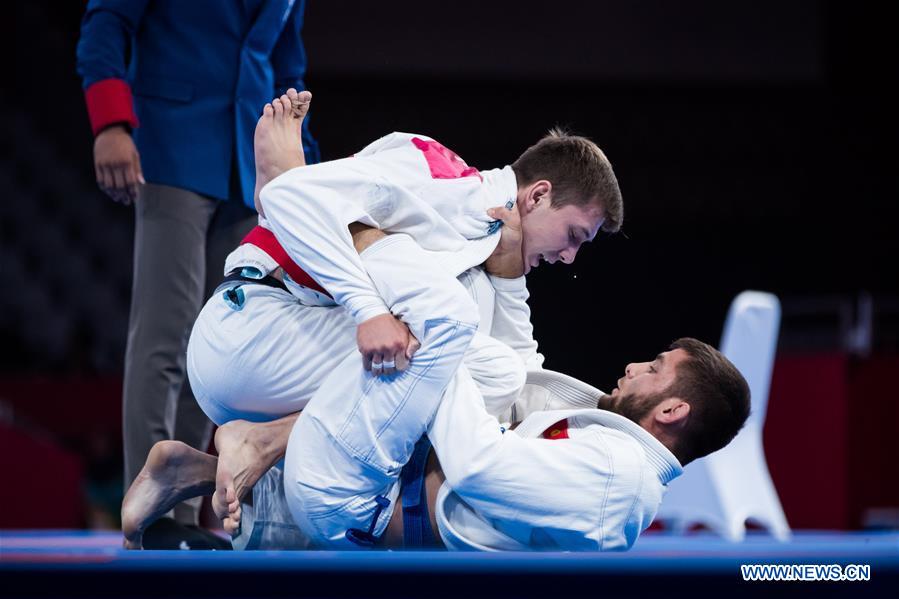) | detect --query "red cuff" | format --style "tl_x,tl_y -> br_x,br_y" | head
84,78 -> 139,136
